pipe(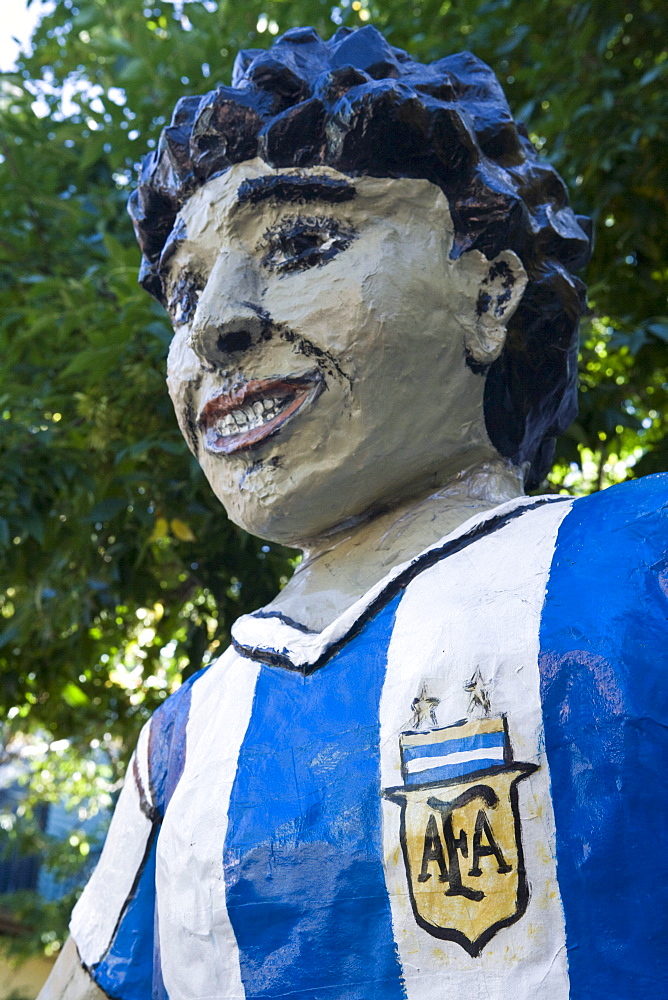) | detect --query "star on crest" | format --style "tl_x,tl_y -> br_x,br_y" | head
411,682 -> 440,730
464,668 -> 491,717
